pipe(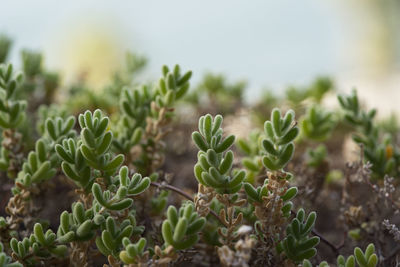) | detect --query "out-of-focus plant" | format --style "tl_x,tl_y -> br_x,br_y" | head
0,241 -> 21,267
302,243 -> 378,267
36,105 -> 70,136
338,89 -> 399,178
306,144 -> 327,168
0,35 -> 12,64
186,73 -> 246,115
251,90 -> 279,125
300,104 -> 337,183
115,64 -> 192,175
237,130 -> 264,184
21,50 -> 42,80
286,77 -> 334,110
301,105 -> 336,142
0,63 -> 26,178
17,48 -> 60,115
111,52 -> 148,91
0,64 -> 25,130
